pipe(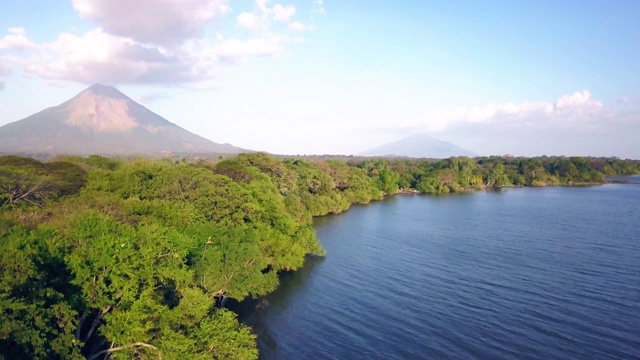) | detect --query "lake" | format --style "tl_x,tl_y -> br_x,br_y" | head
232,185 -> 640,359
